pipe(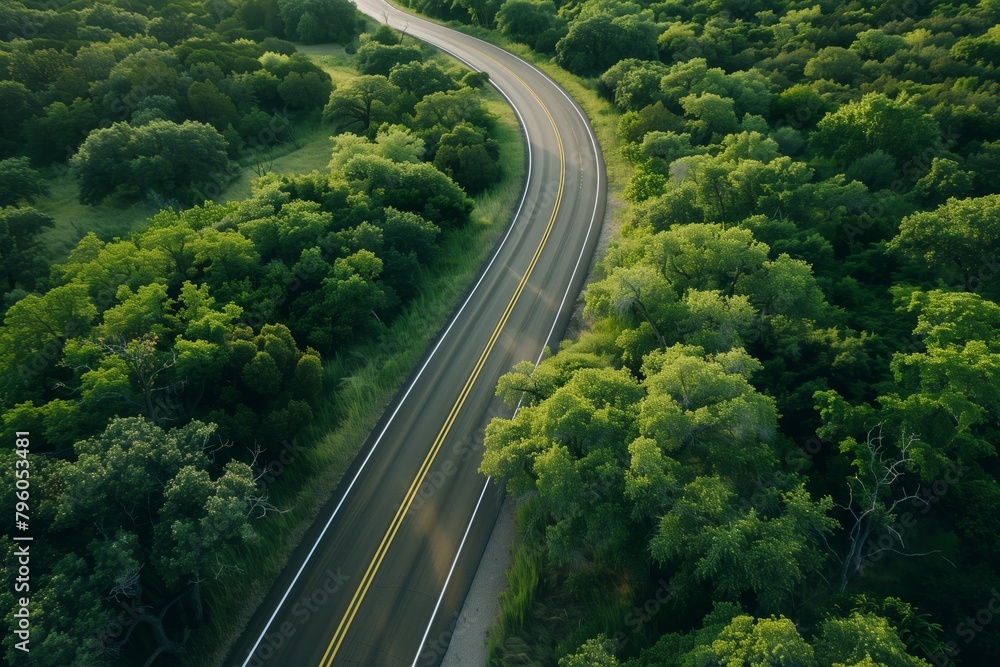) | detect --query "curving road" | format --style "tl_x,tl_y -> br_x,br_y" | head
226,4 -> 605,666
